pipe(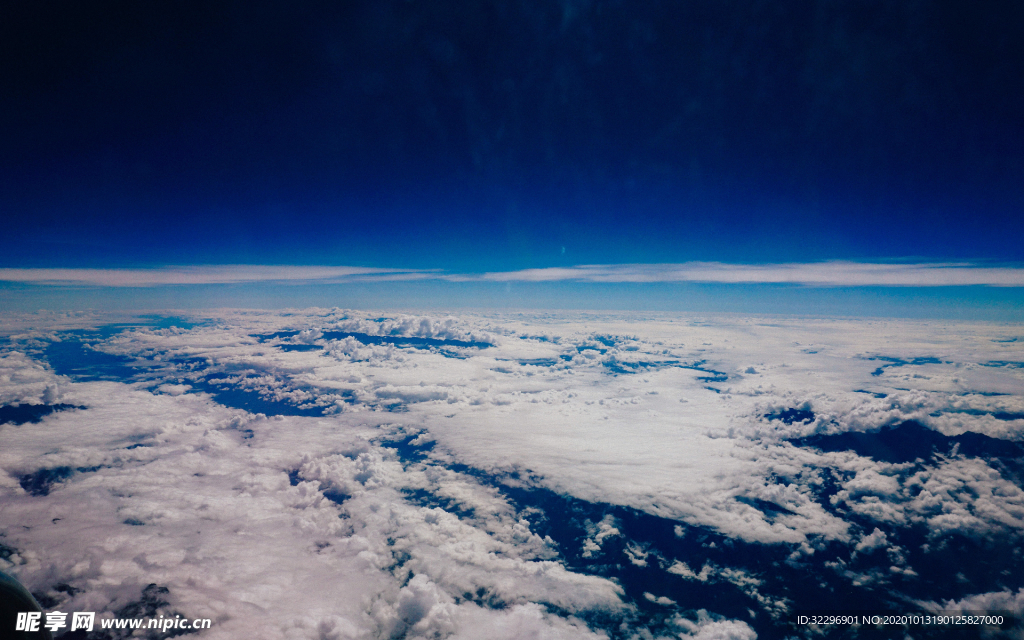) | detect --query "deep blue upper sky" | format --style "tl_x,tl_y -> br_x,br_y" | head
2,0 -> 1023,272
